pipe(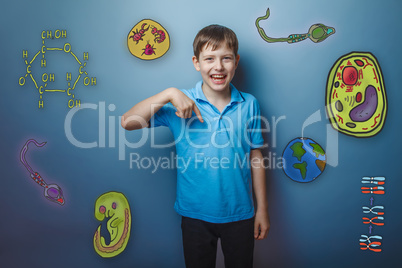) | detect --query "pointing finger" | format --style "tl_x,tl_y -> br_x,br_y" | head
192,104 -> 204,123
